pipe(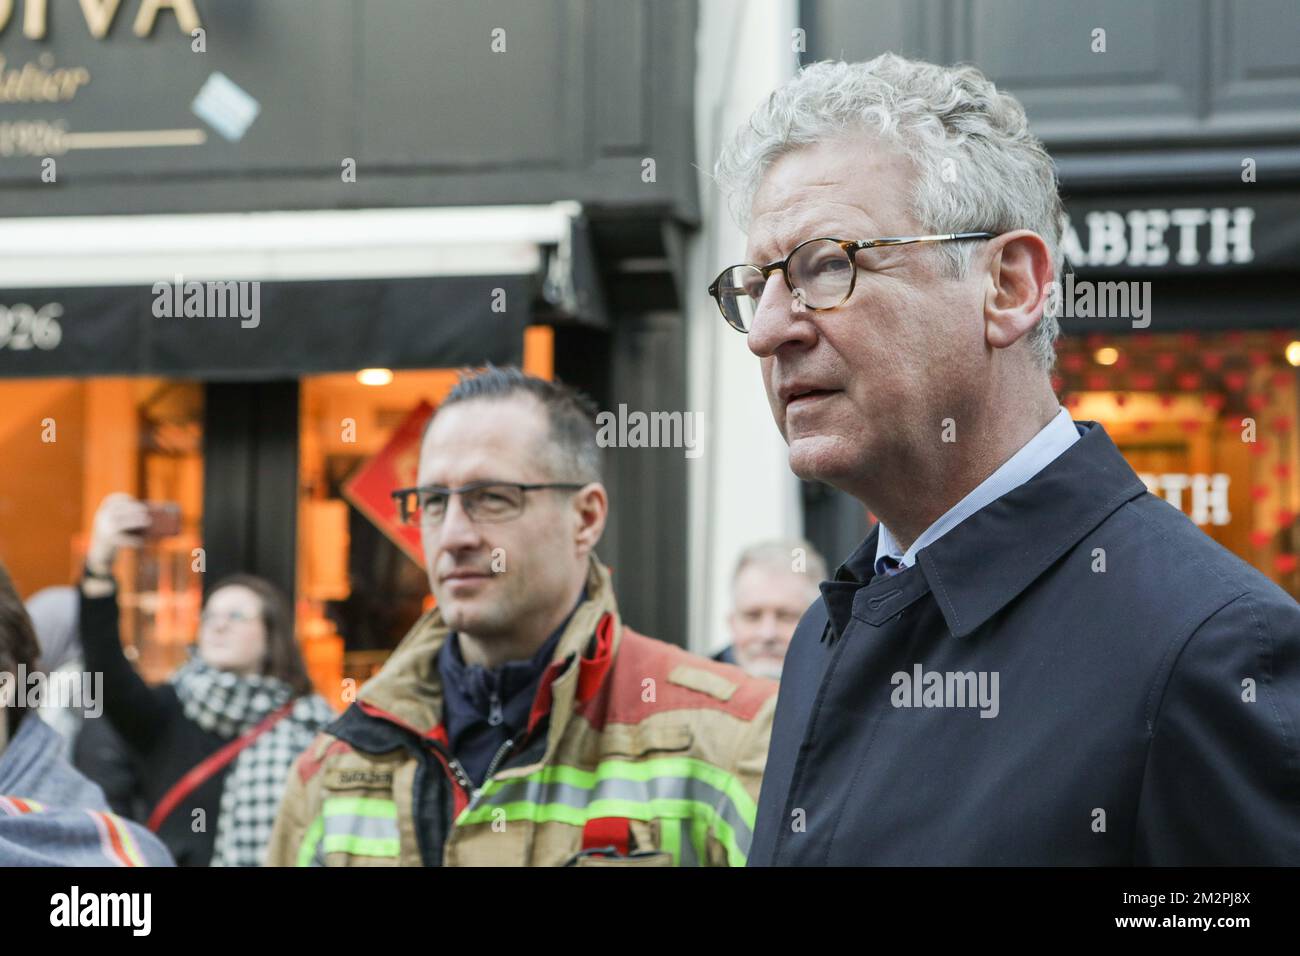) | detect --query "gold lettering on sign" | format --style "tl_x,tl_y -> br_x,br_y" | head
18,0 -> 45,38
0,55 -> 92,103
0,0 -> 201,38
26,0 -> 45,39
80,0 -> 125,39
133,0 -> 200,37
